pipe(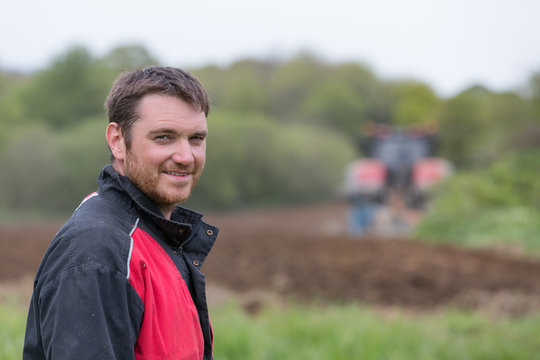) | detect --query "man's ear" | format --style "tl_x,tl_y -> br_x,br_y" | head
106,122 -> 126,162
